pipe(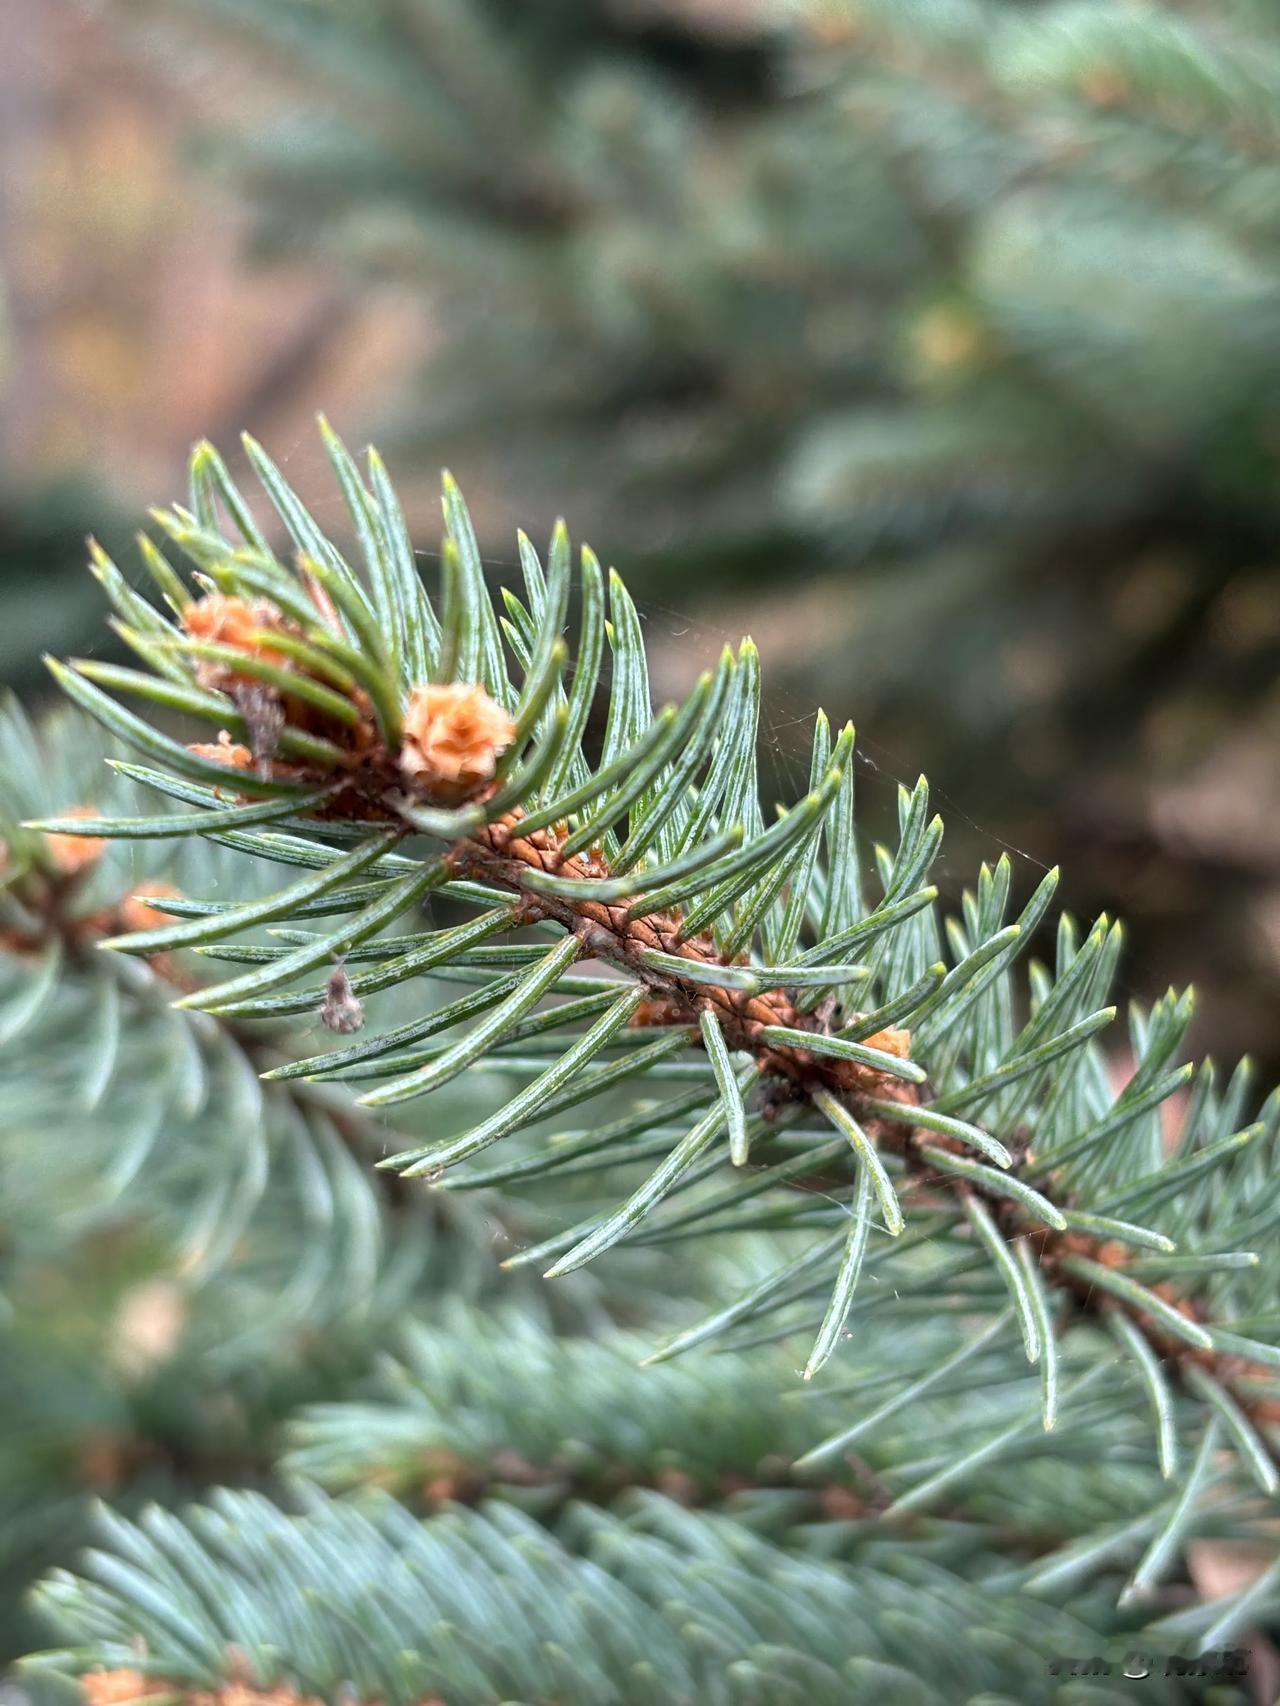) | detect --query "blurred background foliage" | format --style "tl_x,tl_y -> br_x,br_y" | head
2,0 -> 1278,1073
